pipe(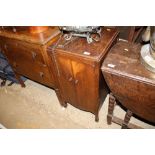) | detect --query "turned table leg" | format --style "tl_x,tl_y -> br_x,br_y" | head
122,110 -> 133,129
107,93 -> 116,125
